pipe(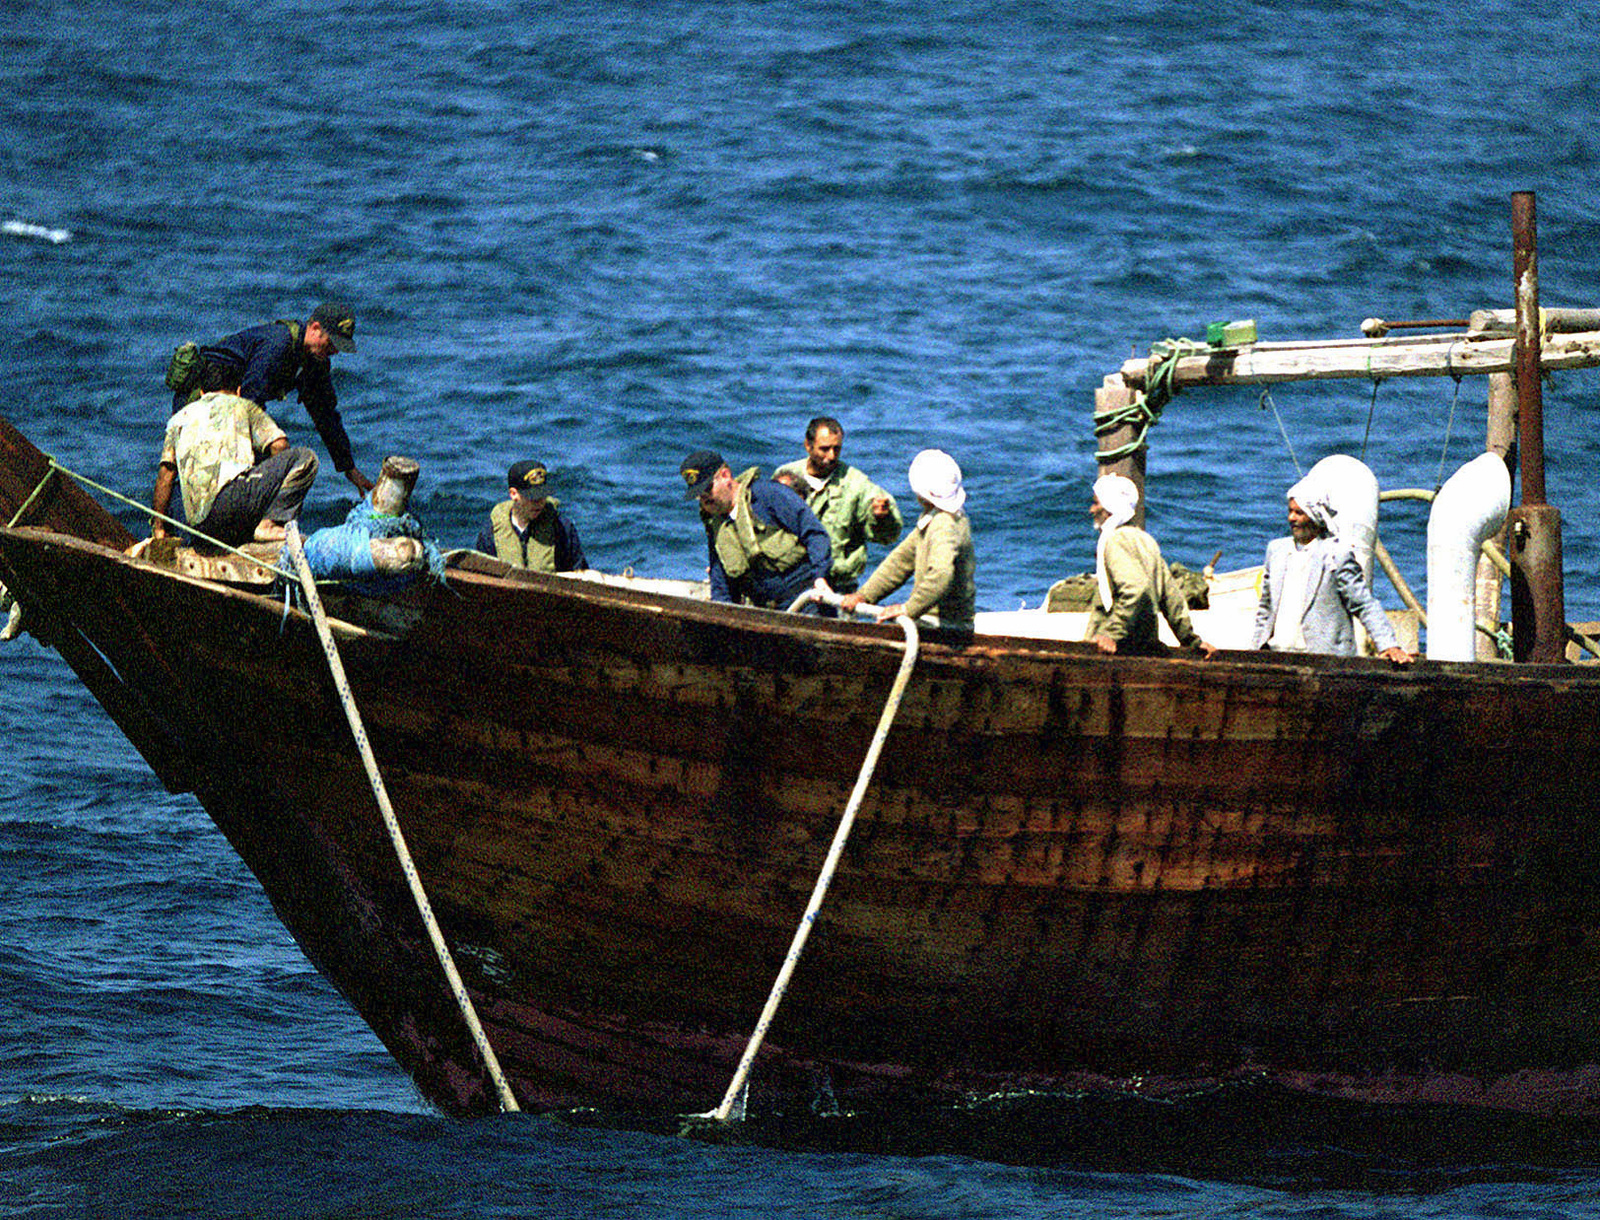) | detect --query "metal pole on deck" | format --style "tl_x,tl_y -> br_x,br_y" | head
1506,190 -> 1567,662
1515,191 -> 1546,506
